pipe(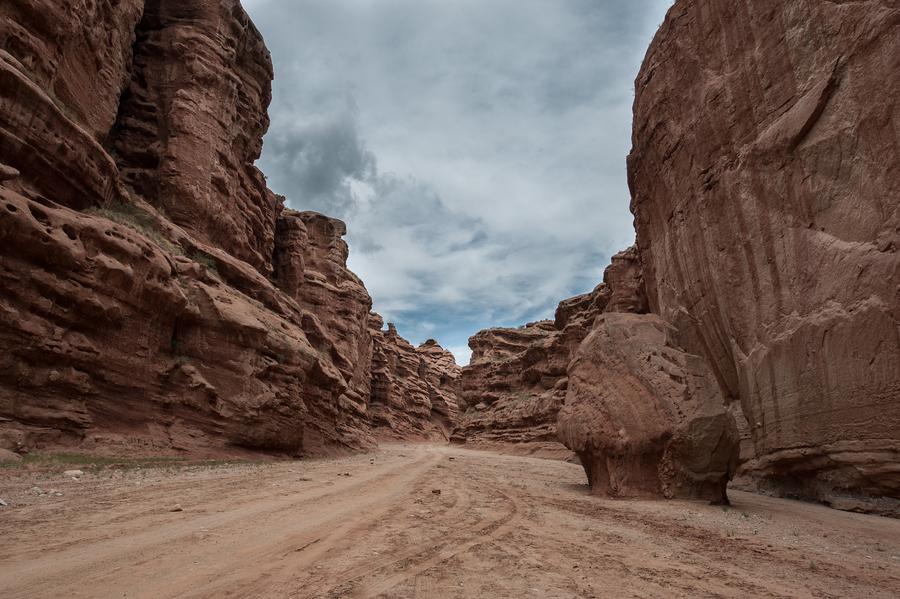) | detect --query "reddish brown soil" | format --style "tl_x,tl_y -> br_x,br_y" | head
1,444 -> 897,598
